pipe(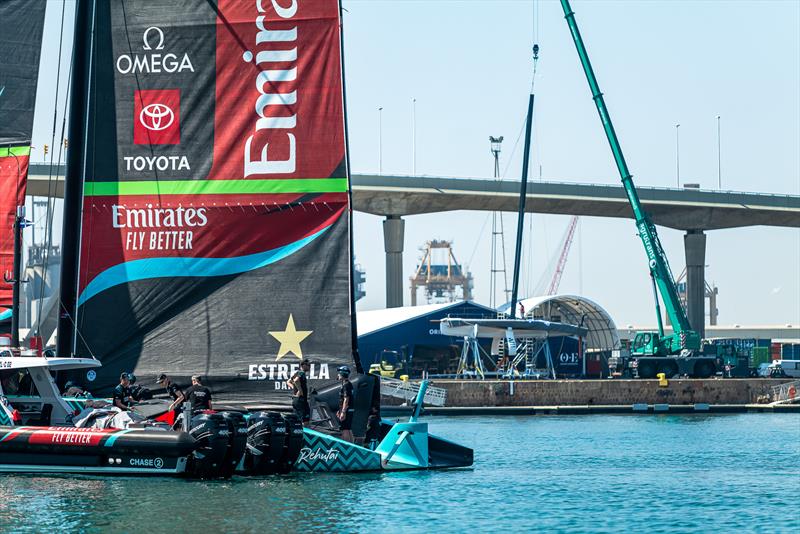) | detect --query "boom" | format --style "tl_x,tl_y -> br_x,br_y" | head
559,0 -> 699,353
